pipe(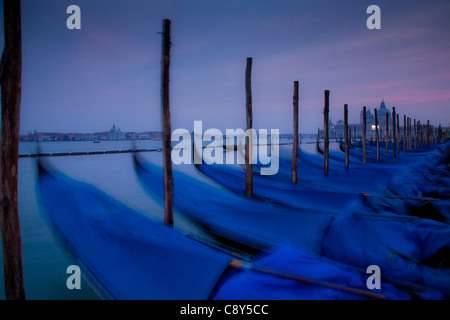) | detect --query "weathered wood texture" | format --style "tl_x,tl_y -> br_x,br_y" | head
323,90 -> 329,177
392,108 -> 397,161
385,113 -> 389,155
161,19 -> 173,227
245,58 -> 253,197
362,106 -> 367,165
292,81 -> 299,183
344,104 -> 349,170
0,0 -> 26,300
